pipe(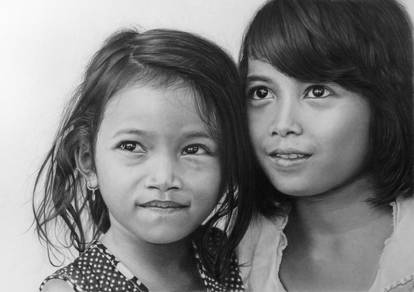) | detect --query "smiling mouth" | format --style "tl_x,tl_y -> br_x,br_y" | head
268,150 -> 312,167
138,200 -> 189,210
269,153 -> 311,160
